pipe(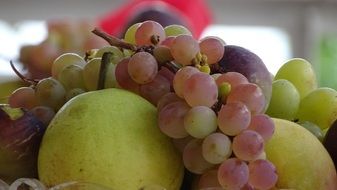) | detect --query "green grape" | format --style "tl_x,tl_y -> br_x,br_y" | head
58,64 -> 85,90
83,58 -> 101,91
164,24 -> 192,37
296,87 -> 337,130
266,79 -> 300,120
297,121 -> 324,142
83,58 -> 117,91
66,88 -> 86,101
274,58 -> 318,99
35,77 -> 66,111
94,46 -> 124,64
52,53 -> 86,79
124,22 -> 141,45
